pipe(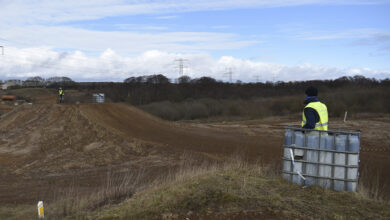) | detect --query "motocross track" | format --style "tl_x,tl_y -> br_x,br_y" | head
0,103 -> 281,204
0,103 -> 389,204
